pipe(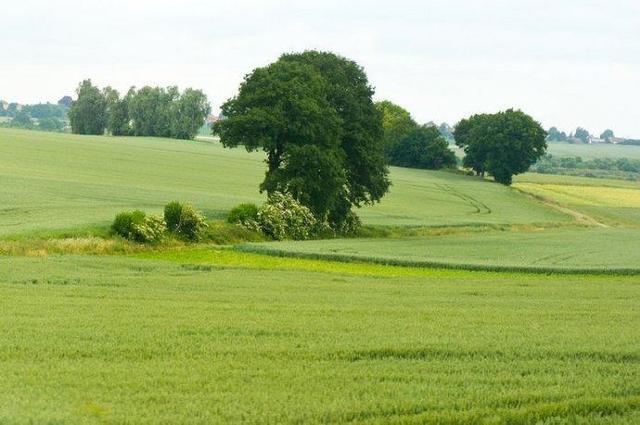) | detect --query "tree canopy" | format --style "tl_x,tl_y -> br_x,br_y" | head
214,51 -> 389,229
375,100 -> 417,157
600,129 -> 614,141
391,125 -> 457,170
546,126 -> 567,142
376,100 -> 456,170
574,127 -> 590,143
69,79 -> 107,135
69,80 -> 210,140
454,109 -> 547,185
